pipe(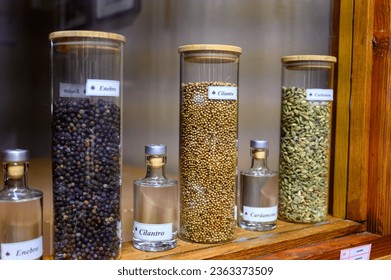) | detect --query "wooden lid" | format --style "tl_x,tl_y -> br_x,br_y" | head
49,30 -> 126,43
281,55 -> 337,63
178,44 -> 242,54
